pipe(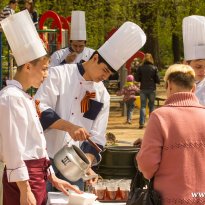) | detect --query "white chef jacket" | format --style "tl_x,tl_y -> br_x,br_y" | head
195,78 -> 205,106
0,80 -> 49,182
49,47 -> 95,67
35,64 -> 110,159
